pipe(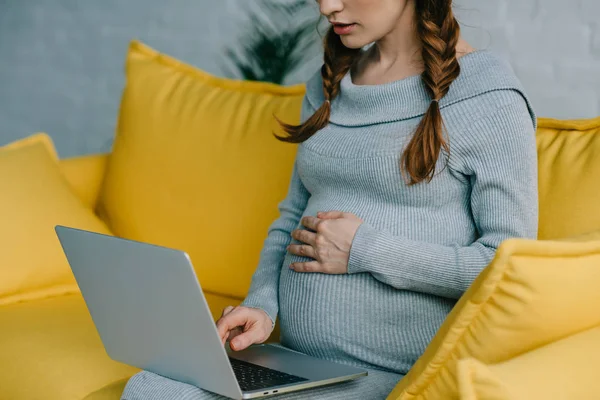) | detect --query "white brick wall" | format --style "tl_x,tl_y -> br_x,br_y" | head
0,0 -> 598,156
455,0 -> 600,119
